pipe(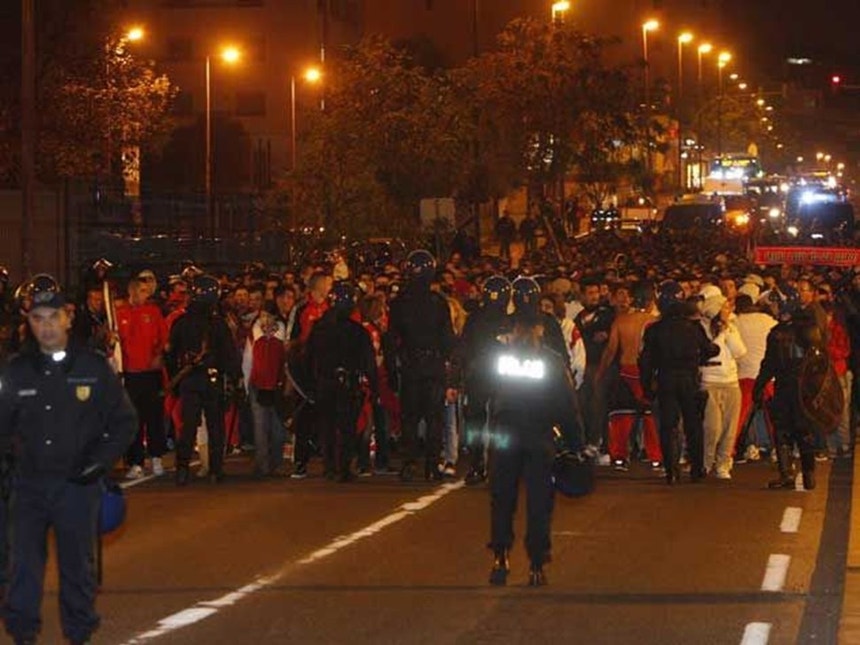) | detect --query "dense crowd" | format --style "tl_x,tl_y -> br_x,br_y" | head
1,225 -> 858,486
